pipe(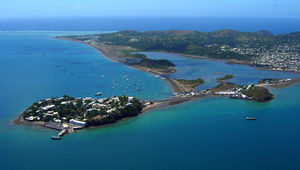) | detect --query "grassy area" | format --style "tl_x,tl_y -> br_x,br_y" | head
136,58 -> 175,69
242,86 -> 273,102
120,50 -> 175,69
121,50 -> 144,58
216,74 -> 234,81
210,82 -> 240,92
176,78 -> 204,88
